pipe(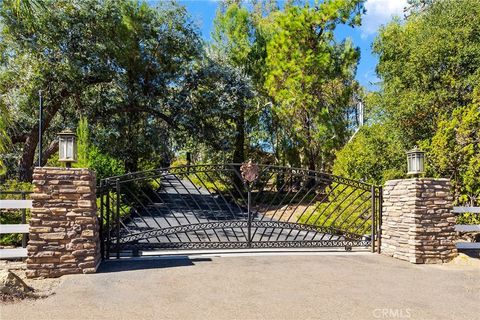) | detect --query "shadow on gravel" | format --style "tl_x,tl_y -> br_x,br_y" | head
97,257 -> 212,273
